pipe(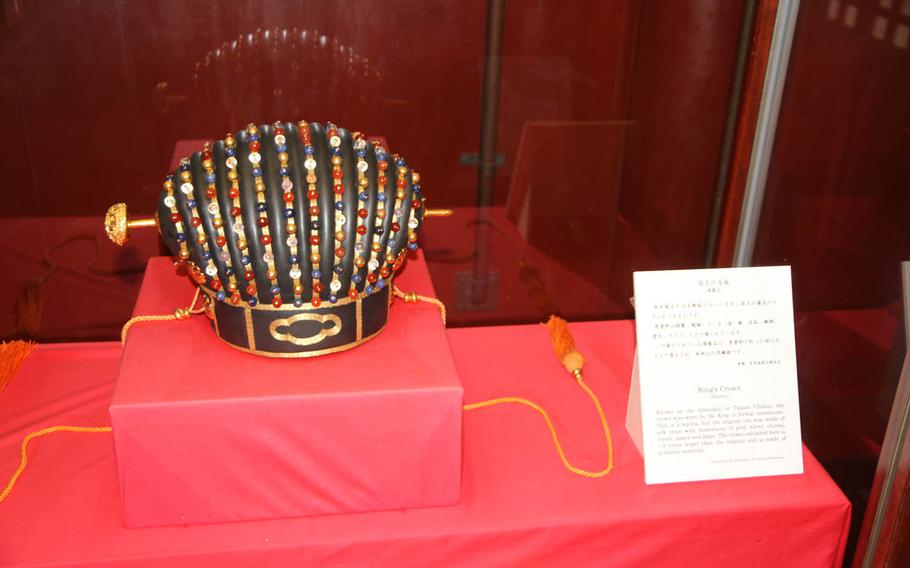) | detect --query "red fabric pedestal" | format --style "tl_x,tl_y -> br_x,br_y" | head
111,252 -> 463,527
